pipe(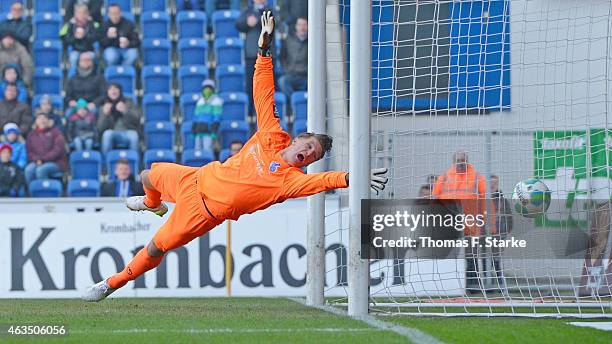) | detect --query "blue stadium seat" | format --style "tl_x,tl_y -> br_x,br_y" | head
104,66 -> 136,97
141,11 -> 170,39
34,67 -> 62,95
178,38 -> 208,66
219,92 -> 248,121
178,65 -> 209,95
142,65 -> 172,94
177,11 -> 207,39
218,120 -> 249,149
274,92 -> 287,122
212,10 -> 240,38
144,149 -> 176,169
142,38 -> 171,66
105,0 -> 132,13
106,150 -> 139,180
181,121 -> 195,149
180,93 -> 200,121
145,121 -> 175,150
29,179 -> 62,197
33,0 -> 60,13
68,179 -> 101,197
292,119 -> 307,137
182,149 -> 214,167
70,150 -> 102,180
143,93 -> 174,122
291,91 -> 308,121
214,37 -> 243,66
219,148 -> 232,162
32,94 -> 63,111
33,12 -> 61,40
176,0 -> 201,11
141,0 -> 167,13
33,40 -> 62,67
216,64 -> 245,93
